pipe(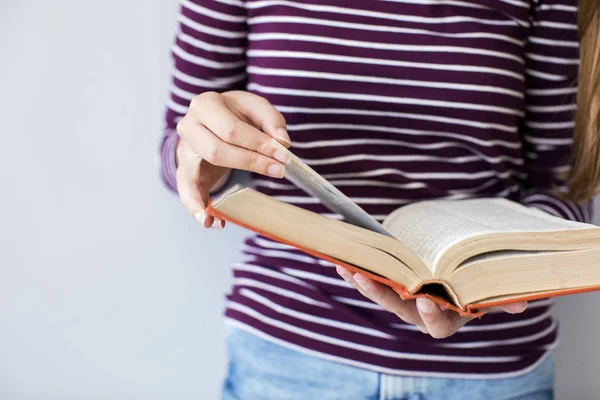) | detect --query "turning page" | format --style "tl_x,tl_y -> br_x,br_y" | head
271,139 -> 393,237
